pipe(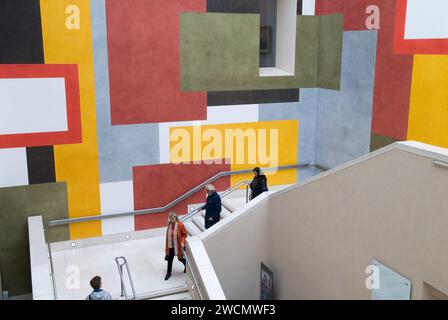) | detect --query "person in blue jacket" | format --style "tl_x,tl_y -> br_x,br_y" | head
86,276 -> 112,300
201,184 -> 222,229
